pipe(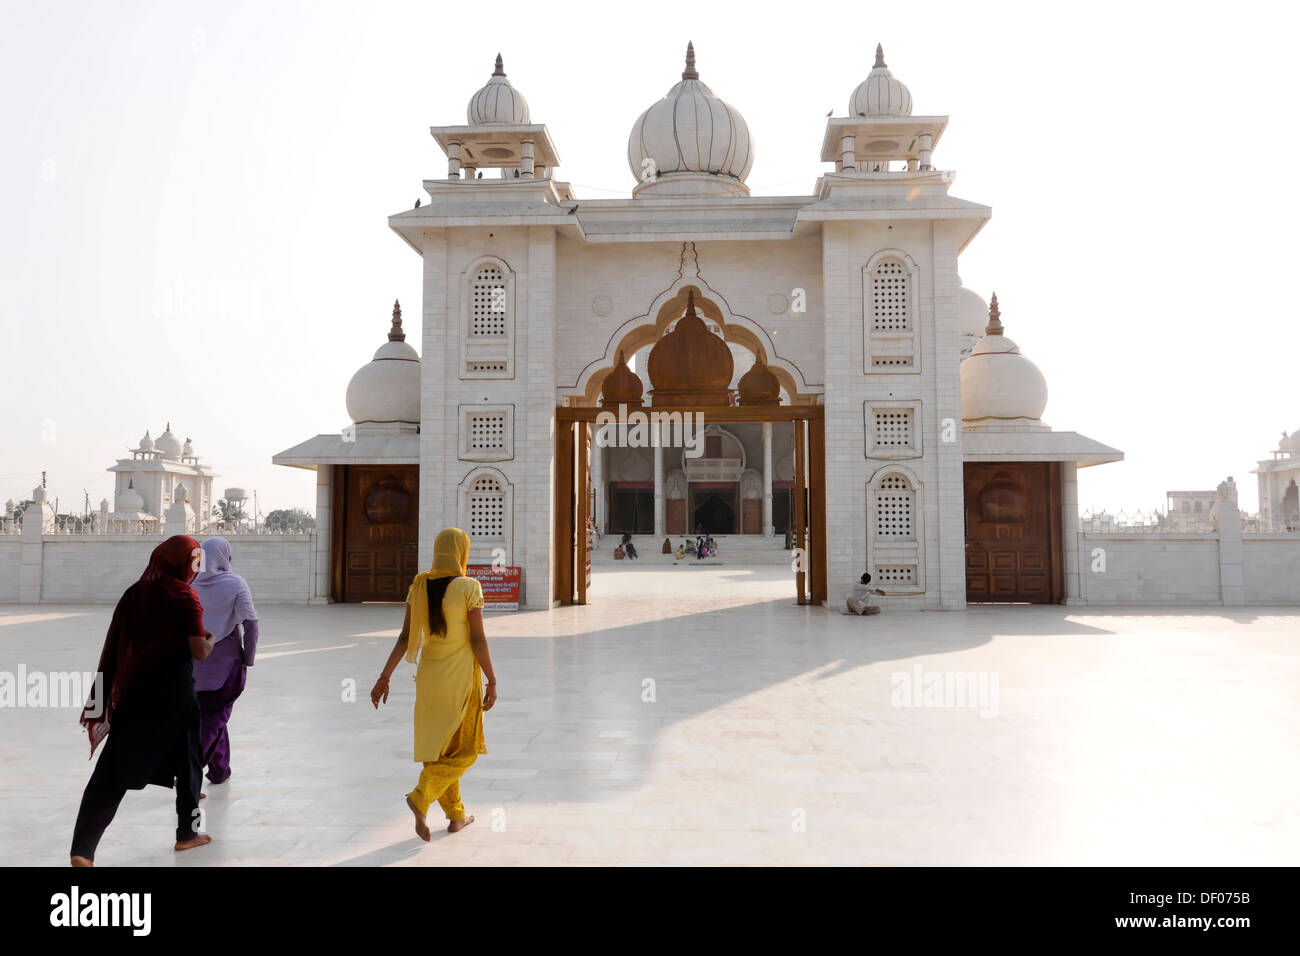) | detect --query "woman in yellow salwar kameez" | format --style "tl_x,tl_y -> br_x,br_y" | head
370,528 -> 497,840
